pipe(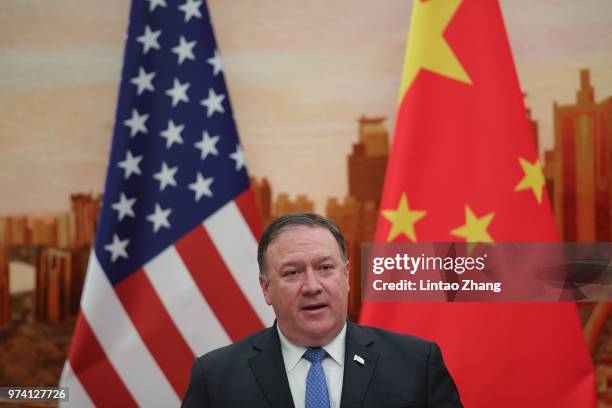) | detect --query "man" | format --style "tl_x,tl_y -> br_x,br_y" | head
182,213 -> 462,407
